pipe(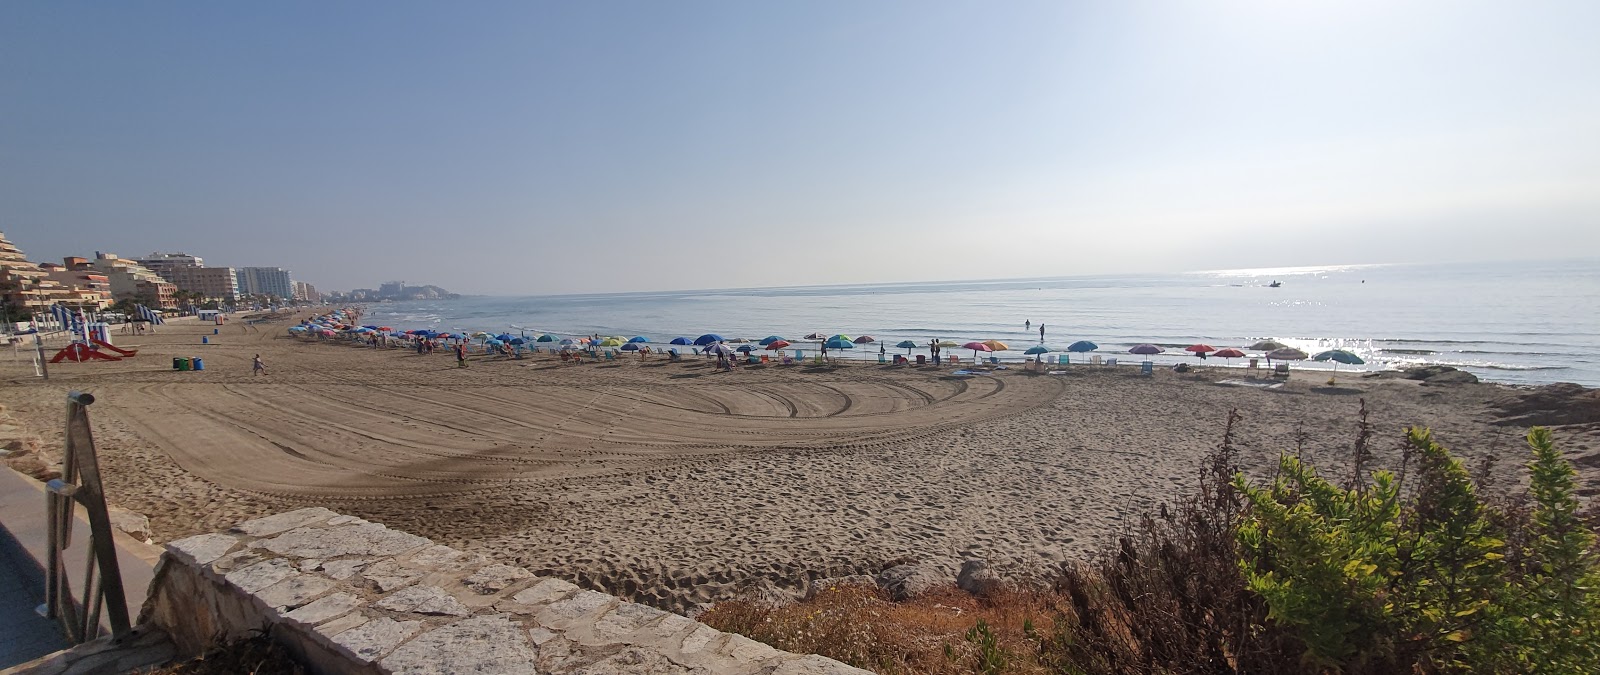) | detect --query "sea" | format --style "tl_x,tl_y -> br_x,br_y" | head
362,259 -> 1600,387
